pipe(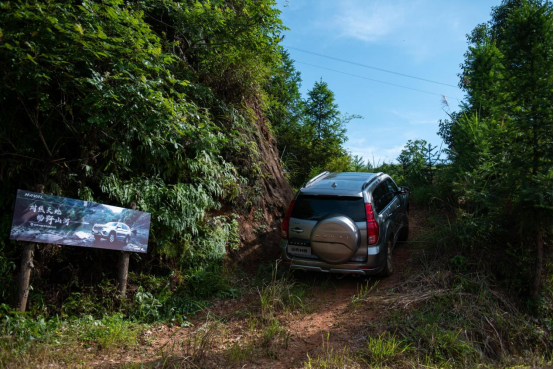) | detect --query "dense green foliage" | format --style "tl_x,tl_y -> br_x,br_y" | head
438,0 -> 552,301
0,0 -> 297,319
0,0 -> 285,271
